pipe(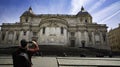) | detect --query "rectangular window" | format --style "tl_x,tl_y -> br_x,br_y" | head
103,34 -> 106,42
85,19 -> 88,23
16,34 -> 19,40
61,27 -> 64,34
25,17 -> 28,22
2,33 -> 5,40
43,27 -> 45,34
23,31 -> 26,35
